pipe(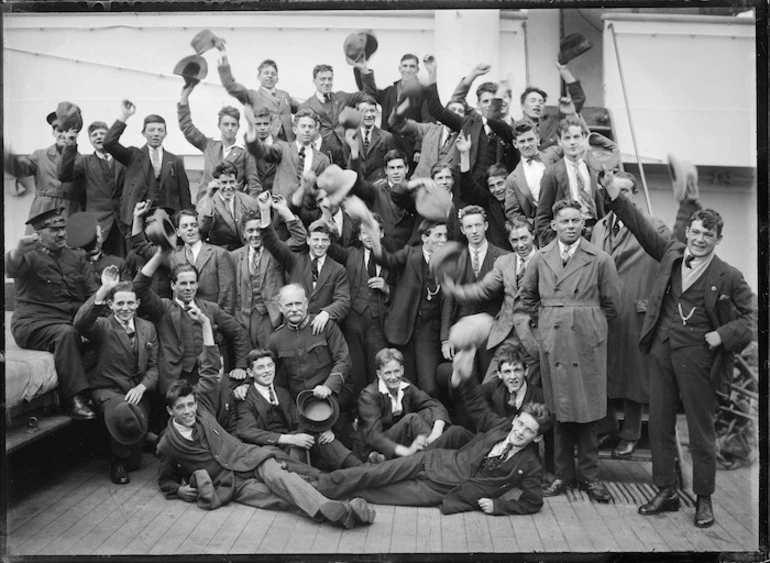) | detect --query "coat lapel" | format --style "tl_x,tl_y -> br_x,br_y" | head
196,243 -> 213,271
313,257 -> 332,295
703,257 -> 726,316
170,301 -> 184,339
214,194 -> 238,234
142,146 -> 155,188
108,316 -> 134,355
512,164 -> 534,208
